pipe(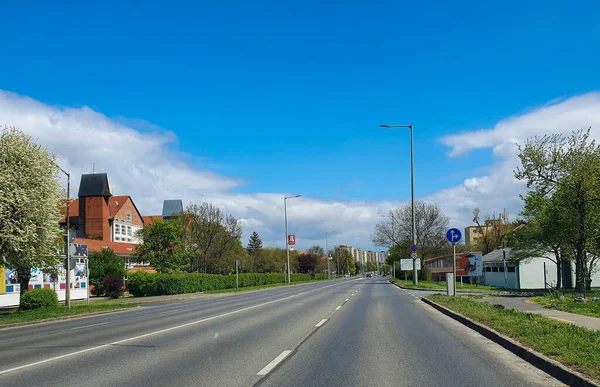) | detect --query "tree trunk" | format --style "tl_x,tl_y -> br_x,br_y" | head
553,248 -> 562,290
18,270 -> 31,297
